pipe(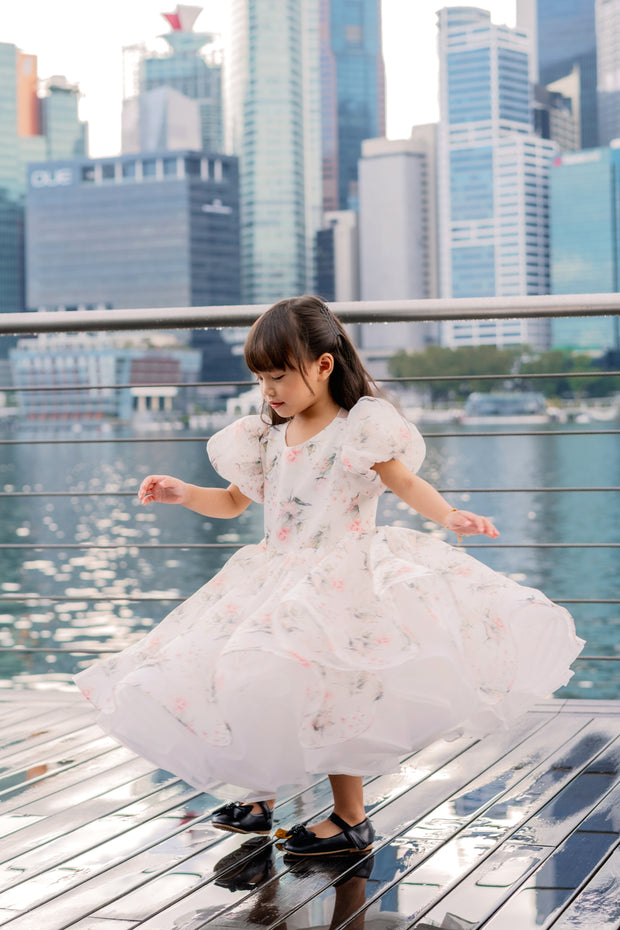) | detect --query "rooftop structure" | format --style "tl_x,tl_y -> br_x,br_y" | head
123,4 -> 223,154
